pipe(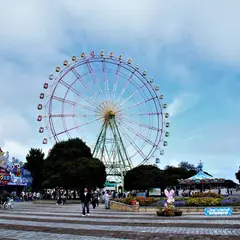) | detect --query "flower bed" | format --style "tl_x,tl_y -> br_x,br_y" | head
174,200 -> 186,207
114,196 -> 157,206
186,197 -> 221,206
114,196 -> 240,207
